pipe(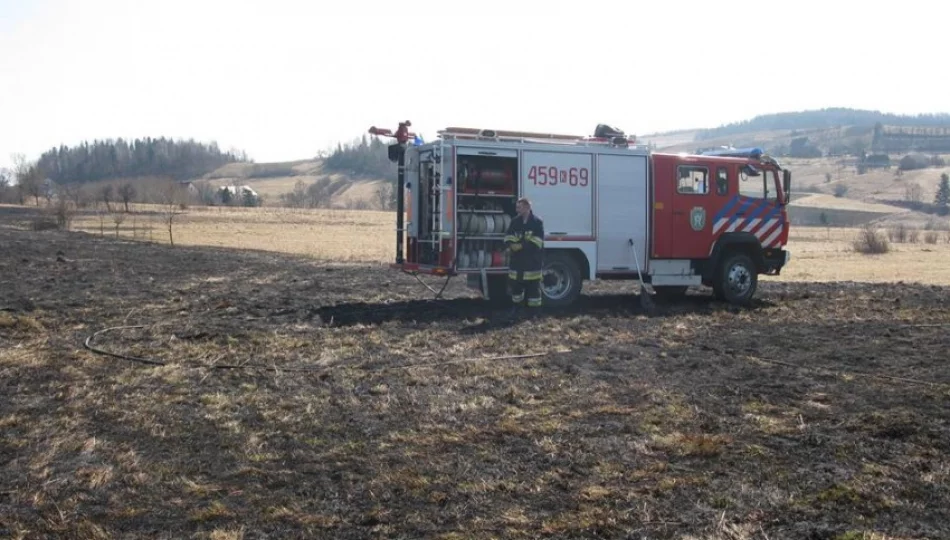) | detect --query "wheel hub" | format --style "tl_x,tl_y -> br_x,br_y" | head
727,264 -> 752,296
543,263 -> 572,300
